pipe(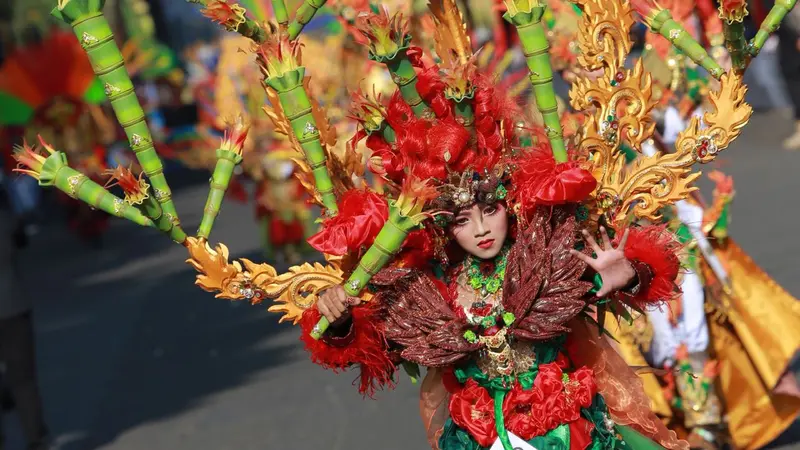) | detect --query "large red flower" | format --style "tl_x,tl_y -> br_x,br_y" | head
307,189 -> 389,255
503,383 -> 547,440
569,366 -> 597,408
448,379 -> 500,447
